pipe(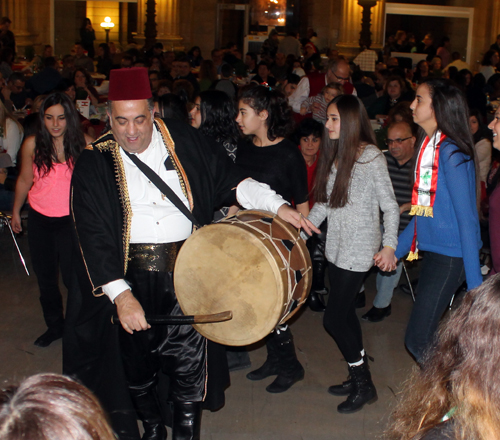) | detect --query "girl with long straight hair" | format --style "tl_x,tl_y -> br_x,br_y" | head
11,92 -> 91,347
395,78 -> 482,364
307,94 -> 399,413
